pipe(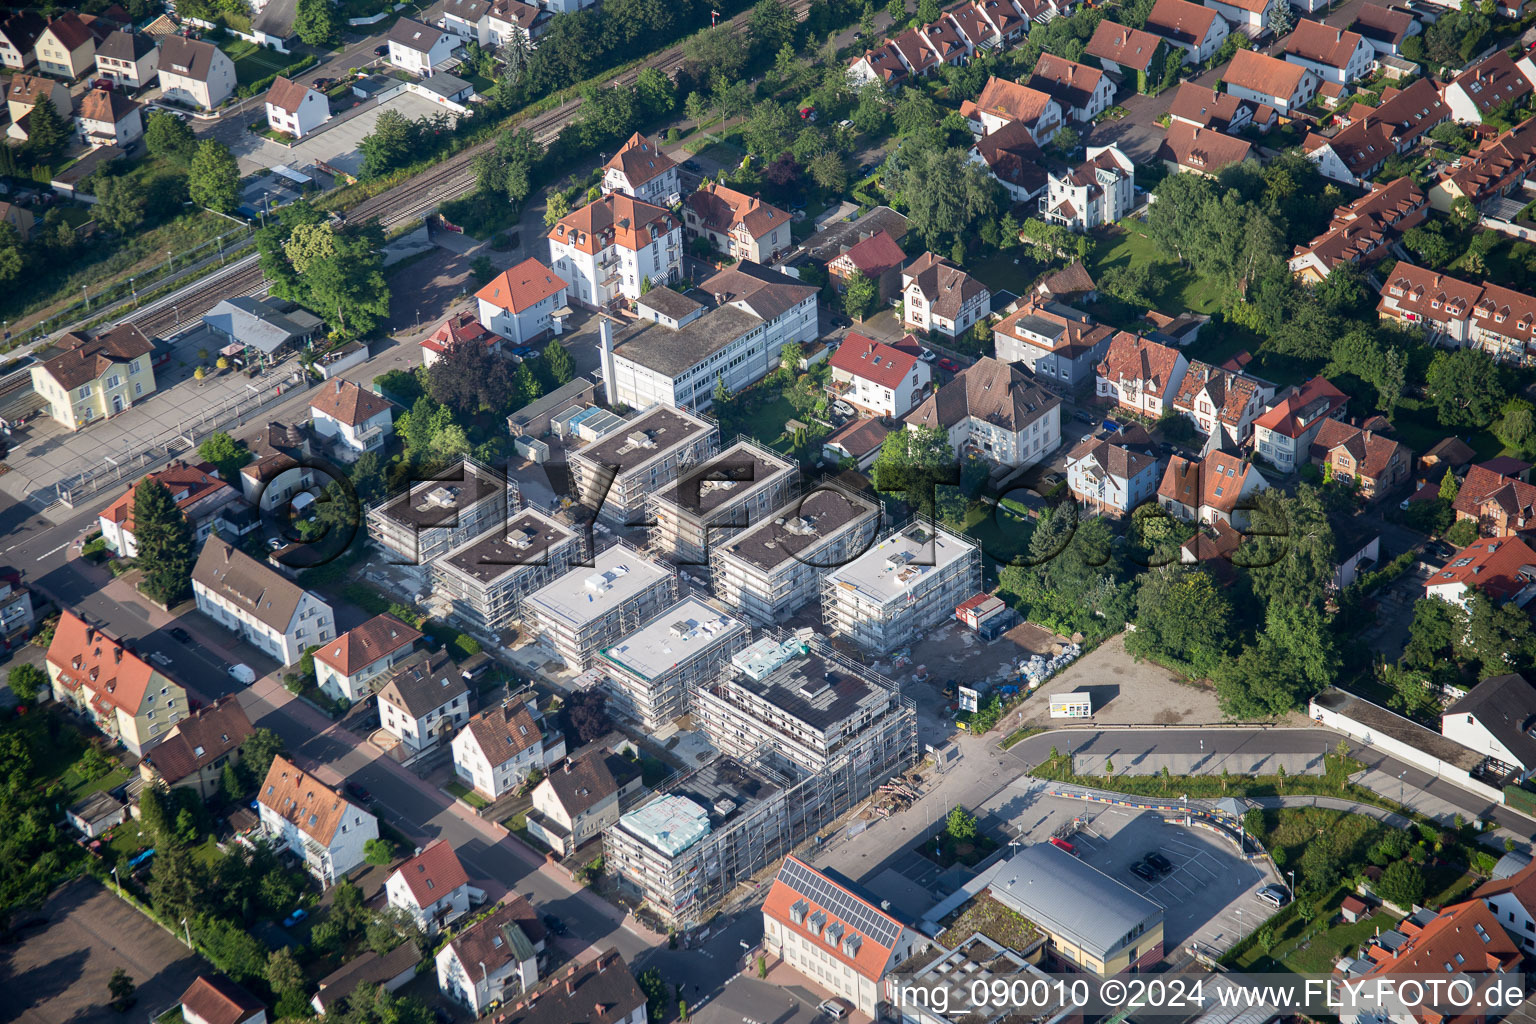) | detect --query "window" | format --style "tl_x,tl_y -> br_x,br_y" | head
78,384 -> 92,398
